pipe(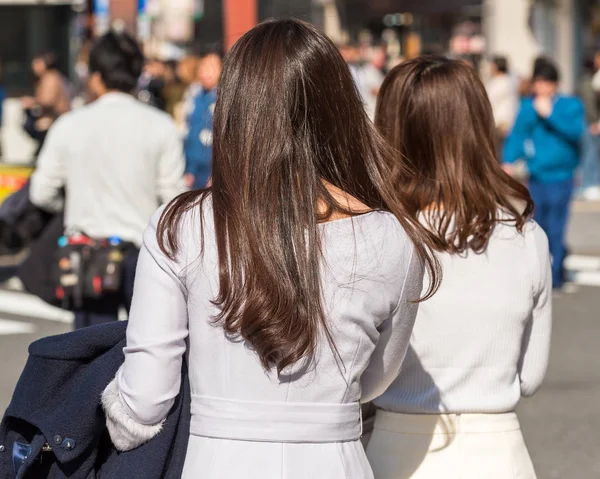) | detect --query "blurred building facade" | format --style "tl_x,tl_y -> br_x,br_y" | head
0,0 -> 82,95
333,0 -> 594,93
1,0 -> 599,93
0,0 -> 84,162
484,0 -> 588,93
